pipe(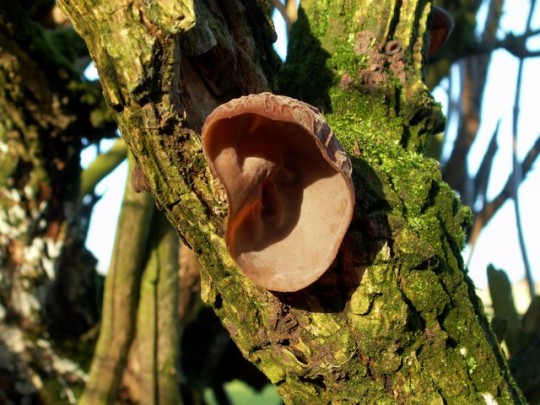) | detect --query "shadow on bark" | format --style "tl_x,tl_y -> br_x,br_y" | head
276,7 -> 333,112
274,156 -> 392,313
